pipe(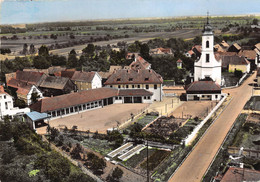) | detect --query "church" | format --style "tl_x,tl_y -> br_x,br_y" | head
194,15 -> 222,85
186,14 -> 223,101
